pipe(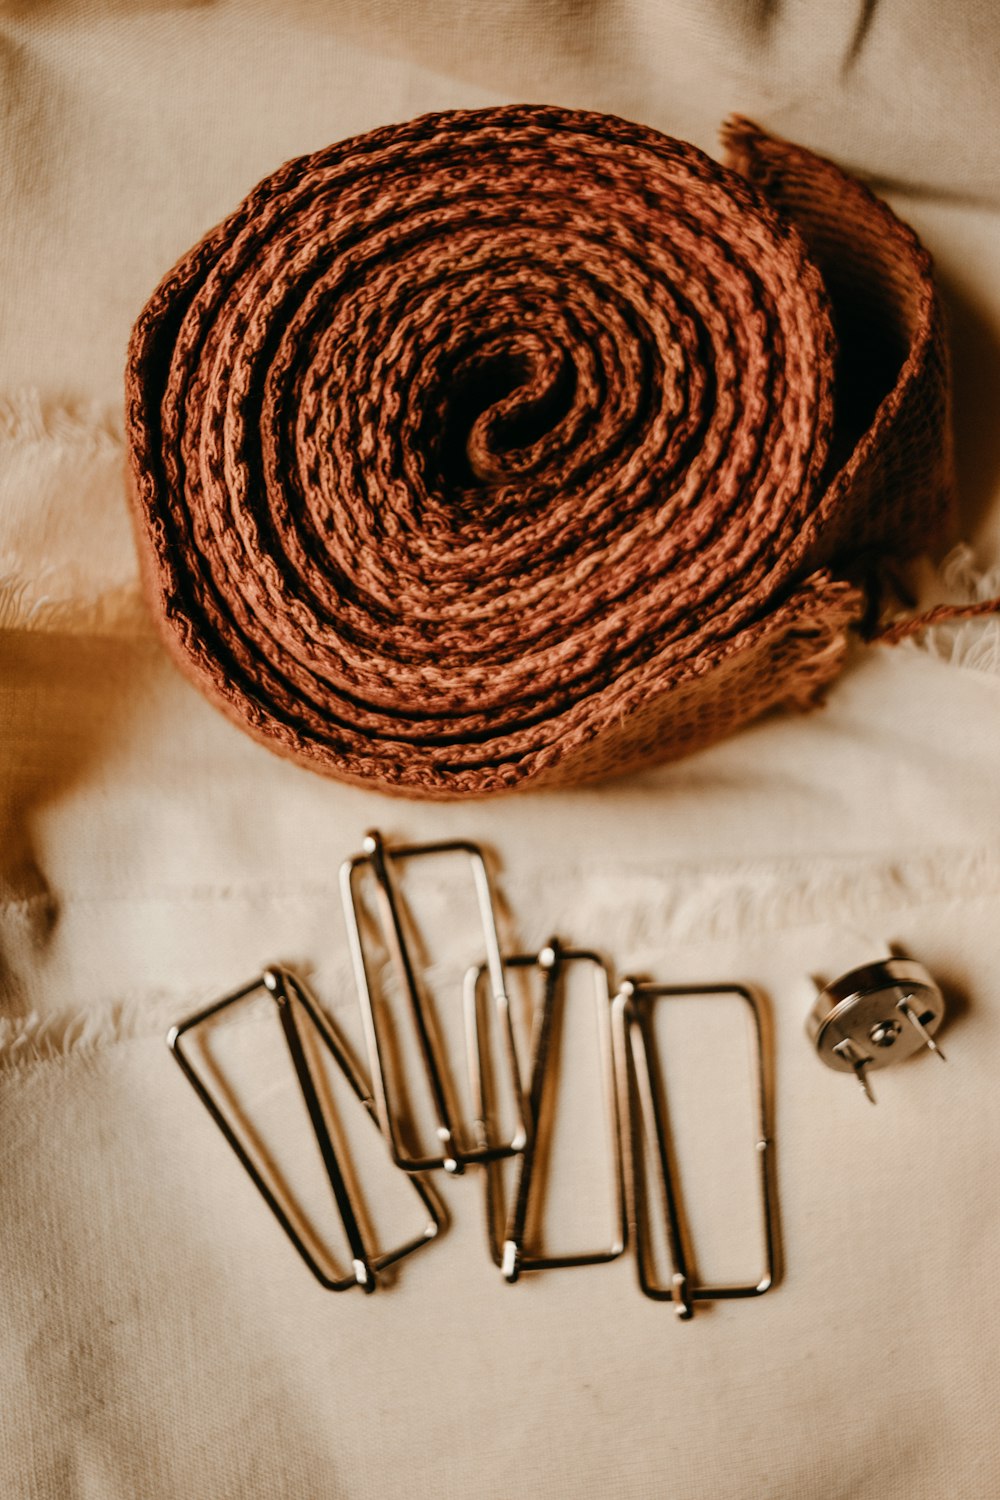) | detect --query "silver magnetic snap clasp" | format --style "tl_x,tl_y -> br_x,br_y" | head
806,958 -> 947,1104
